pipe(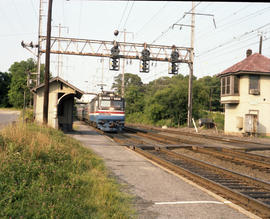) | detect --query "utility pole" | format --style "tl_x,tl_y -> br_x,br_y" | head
53,23 -> 69,77
187,1 -> 195,128
183,2 -> 215,127
43,0 -> 53,125
37,0 -> 44,86
122,29 -> 126,97
259,35 -> 263,54
97,58 -> 107,92
115,29 -> 134,97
